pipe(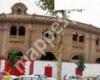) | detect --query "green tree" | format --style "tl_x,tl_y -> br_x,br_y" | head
37,0 -> 84,17
37,0 -> 64,16
76,53 -> 85,70
8,51 -> 23,67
